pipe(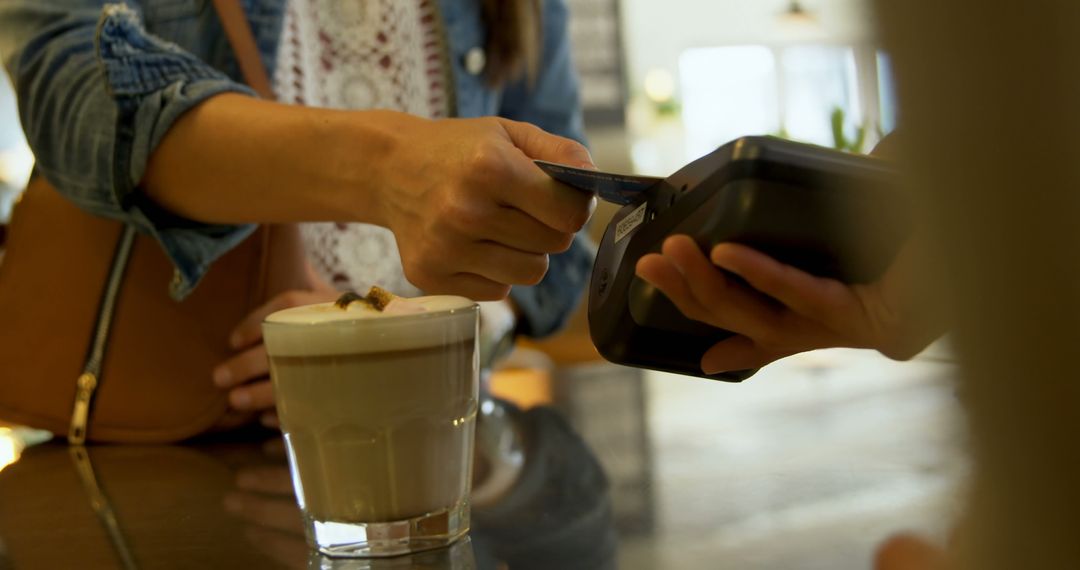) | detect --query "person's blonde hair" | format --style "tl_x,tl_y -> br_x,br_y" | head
481,0 -> 542,87
877,1 -> 1080,568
